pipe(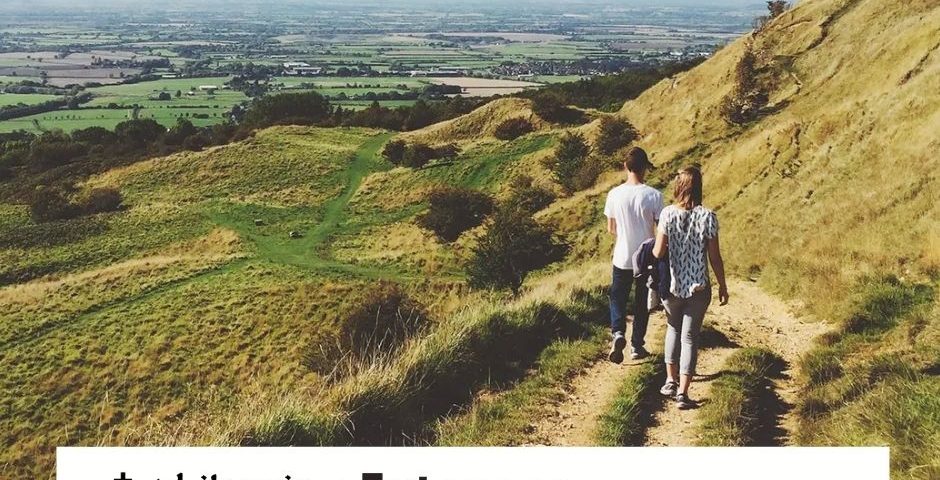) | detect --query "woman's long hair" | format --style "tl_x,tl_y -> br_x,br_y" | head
674,166 -> 703,210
